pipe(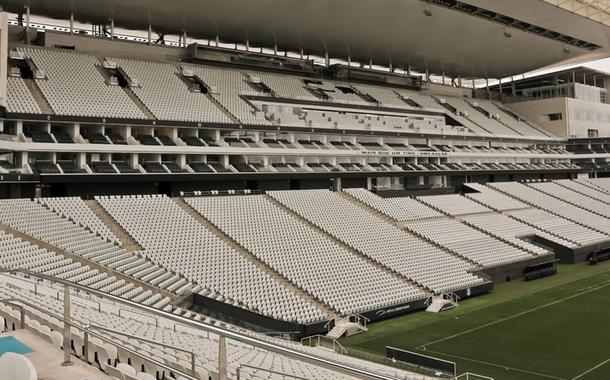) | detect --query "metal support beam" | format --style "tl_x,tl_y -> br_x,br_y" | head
0,12 -> 8,110
61,285 -> 73,366
219,336 -> 228,380
24,5 -> 30,44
